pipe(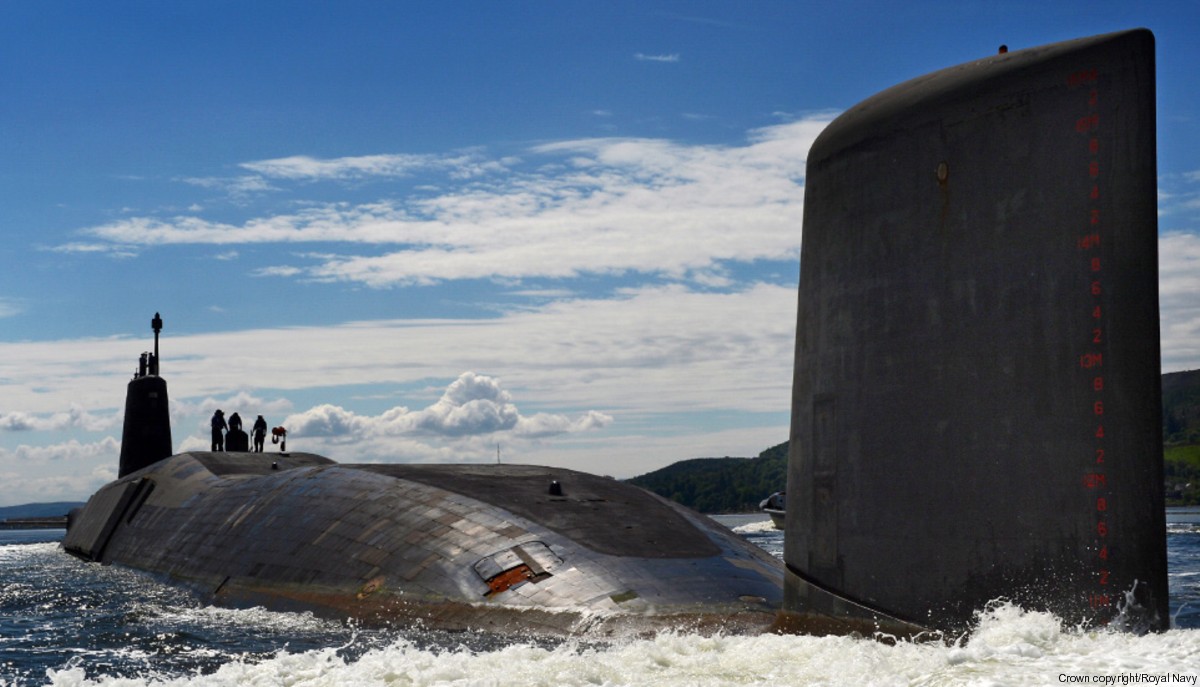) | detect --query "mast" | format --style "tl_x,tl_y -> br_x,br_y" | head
118,313 -> 173,477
